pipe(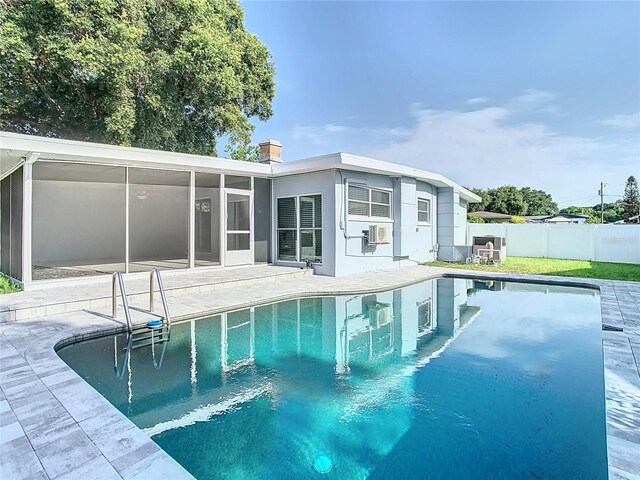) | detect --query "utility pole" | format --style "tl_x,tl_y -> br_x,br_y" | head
598,182 -> 605,224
